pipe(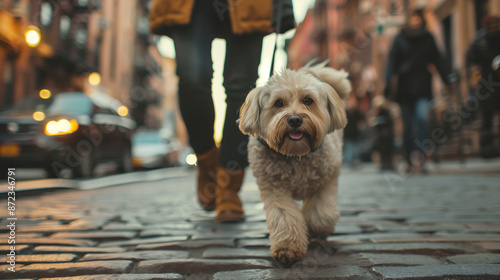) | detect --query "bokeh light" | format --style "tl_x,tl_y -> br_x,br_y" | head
186,154 -> 197,166
33,111 -> 45,121
117,105 -> 129,117
25,26 -> 41,47
39,89 -> 51,99
88,72 -> 101,86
